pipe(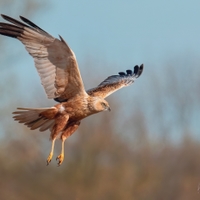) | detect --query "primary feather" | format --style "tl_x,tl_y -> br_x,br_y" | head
0,14 -> 85,101
87,64 -> 144,98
